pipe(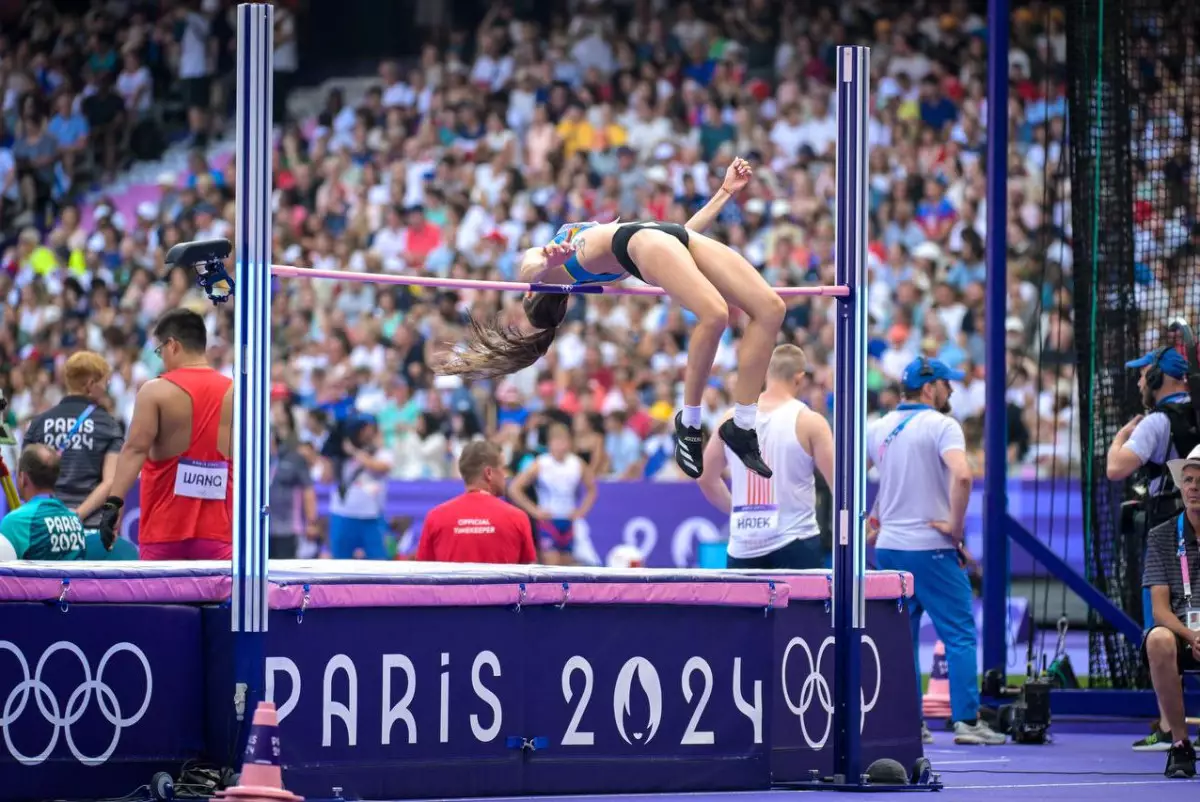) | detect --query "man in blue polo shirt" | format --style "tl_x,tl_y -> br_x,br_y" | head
866,357 -> 1005,746
0,445 -> 86,561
